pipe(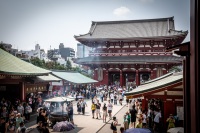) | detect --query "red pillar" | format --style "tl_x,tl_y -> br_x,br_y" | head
136,70 -> 140,86
142,98 -> 147,111
105,70 -> 109,85
151,70 -> 154,80
120,70 -> 123,87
